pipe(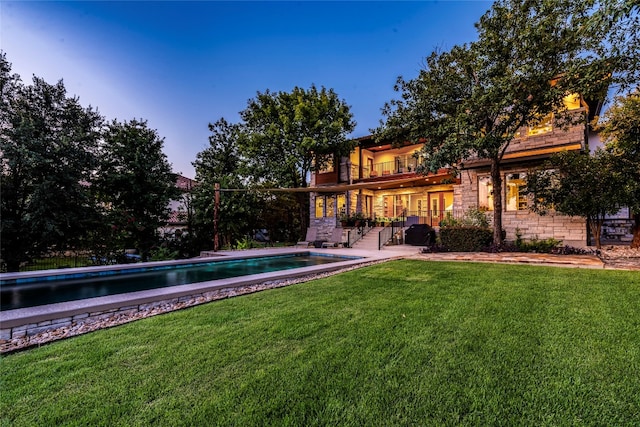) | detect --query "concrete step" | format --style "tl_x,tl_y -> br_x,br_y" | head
351,227 -> 384,250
